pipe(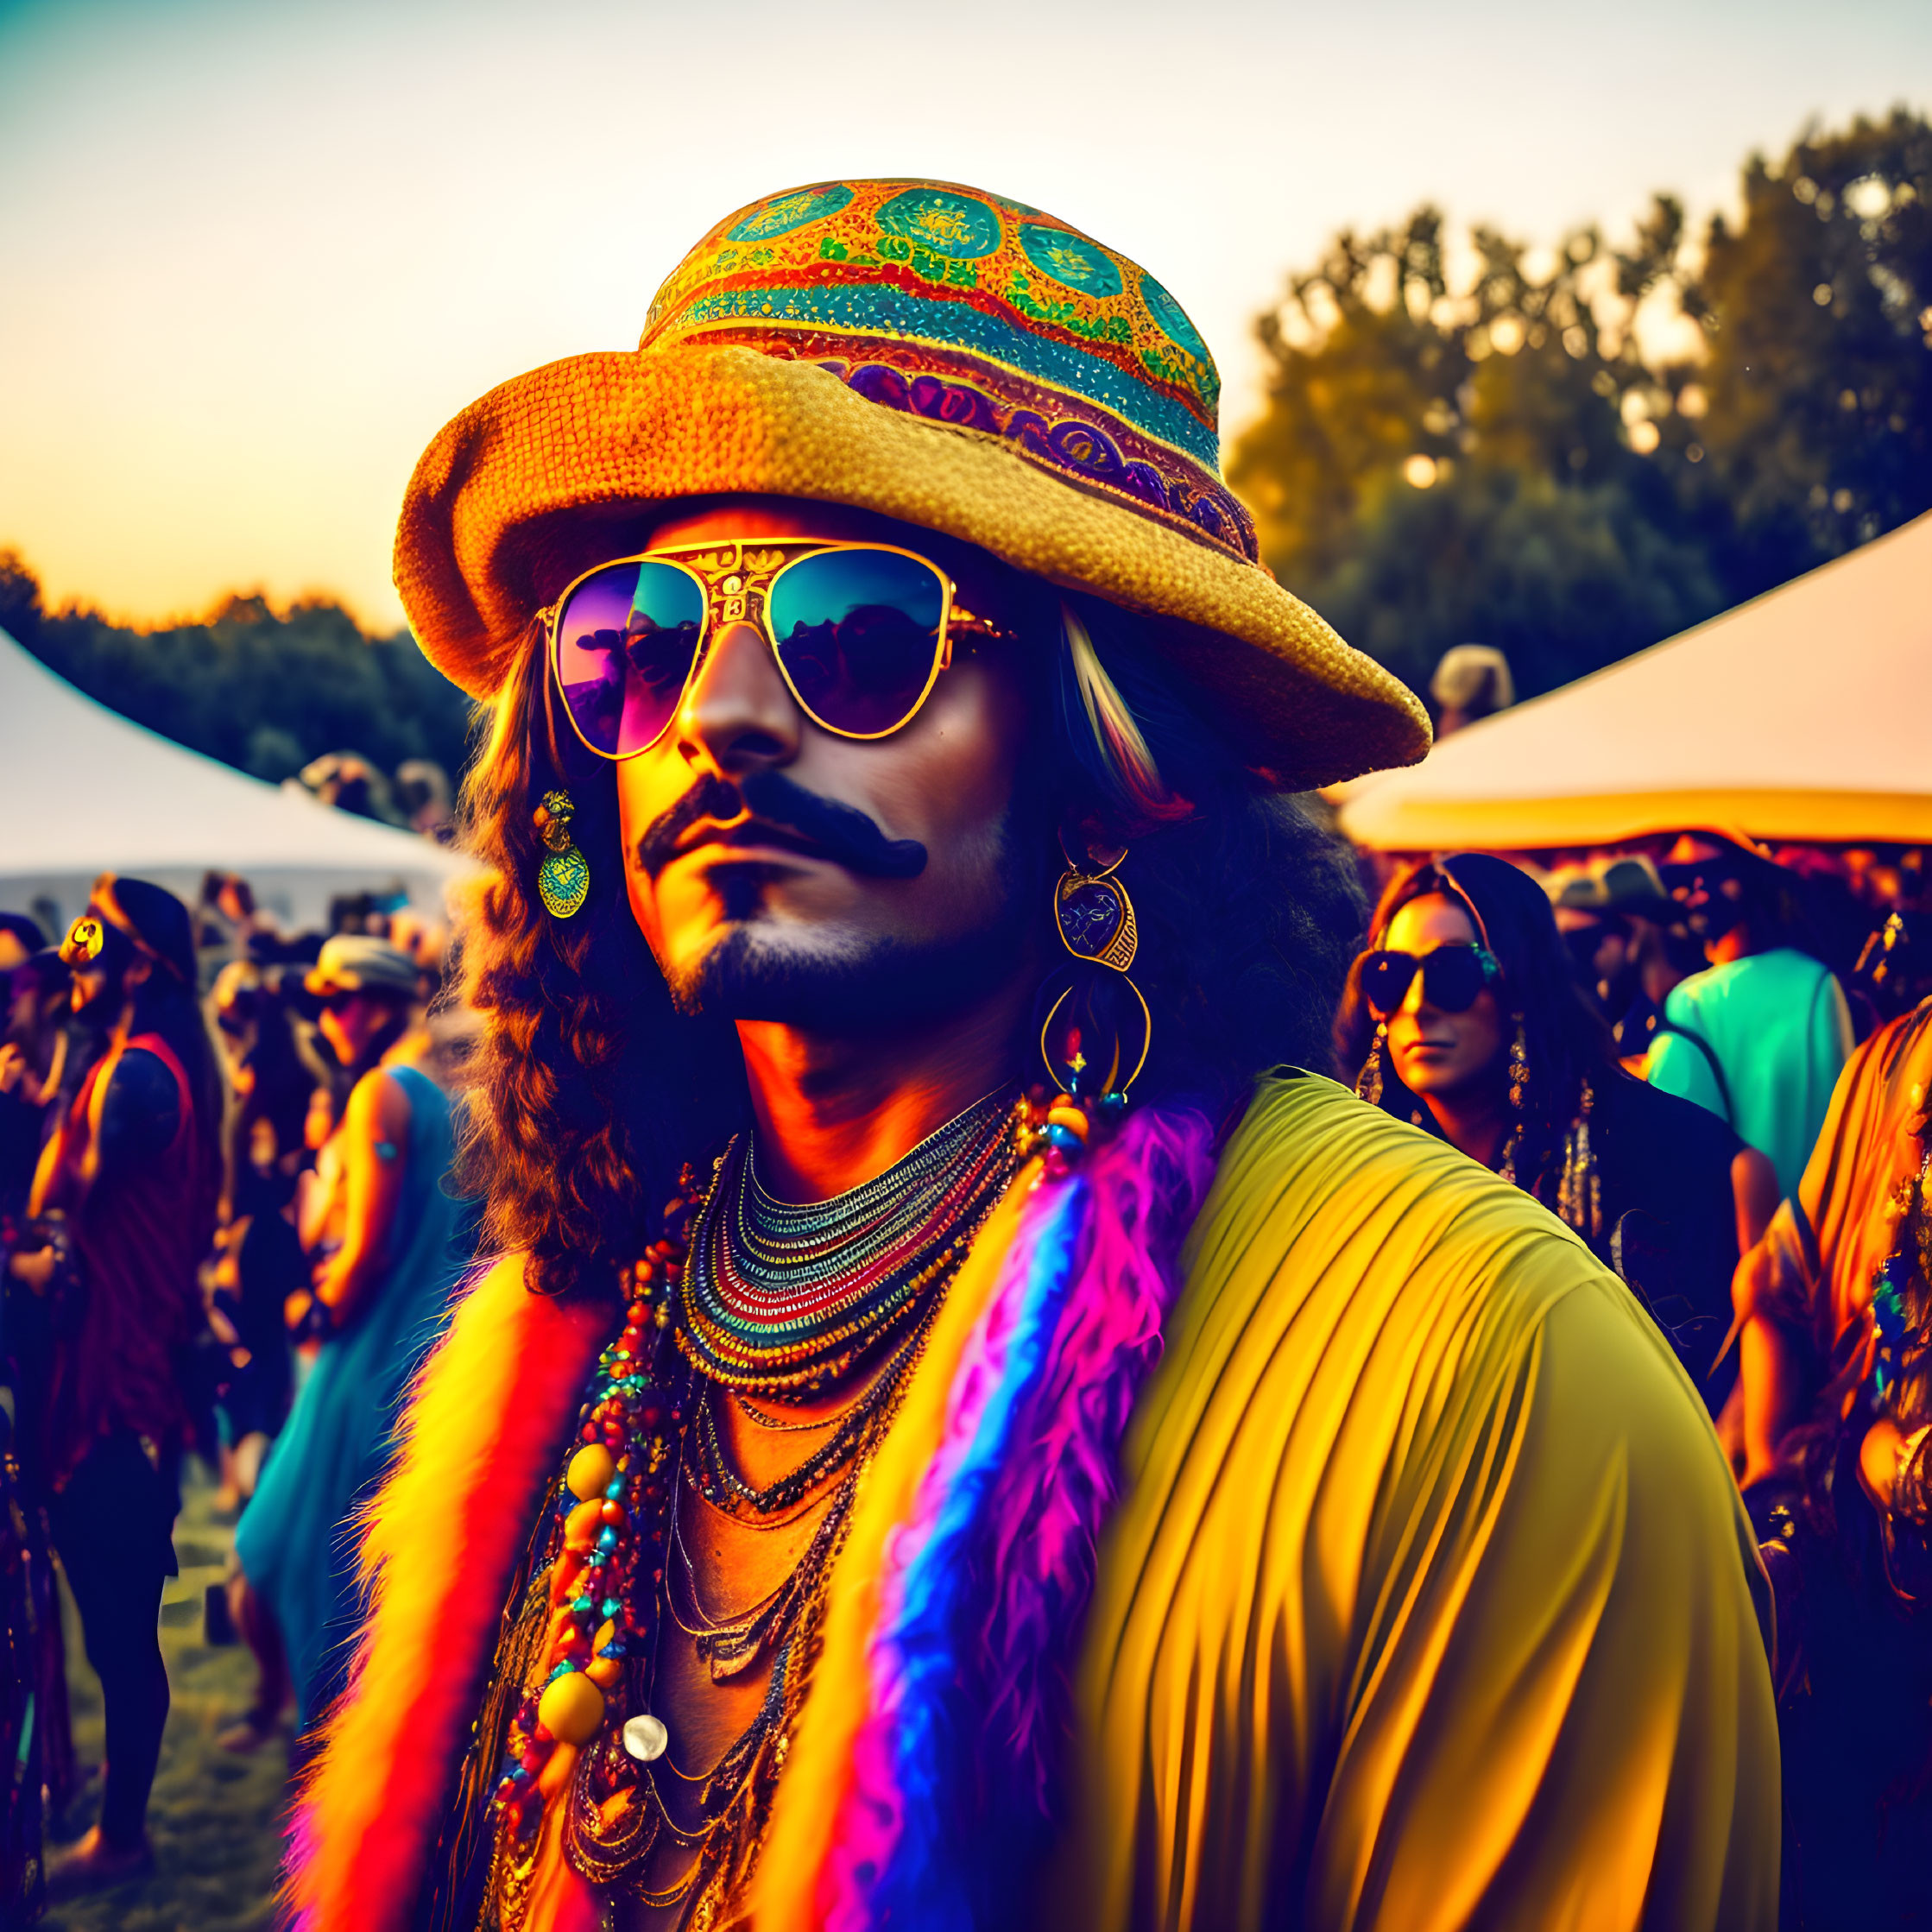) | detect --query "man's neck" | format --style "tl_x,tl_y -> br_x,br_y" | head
1705,925 -> 1755,967
736,972 -> 1032,1203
